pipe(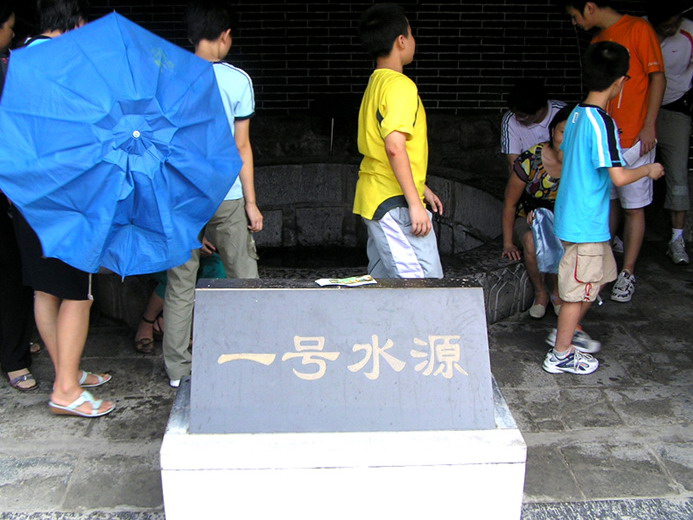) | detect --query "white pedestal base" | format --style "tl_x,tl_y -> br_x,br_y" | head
161,378 -> 526,520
